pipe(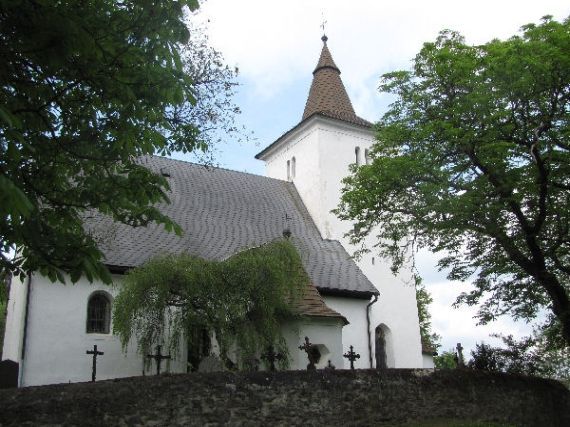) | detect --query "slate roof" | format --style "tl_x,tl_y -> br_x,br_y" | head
88,156 -> 377,299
